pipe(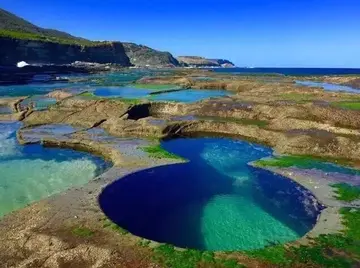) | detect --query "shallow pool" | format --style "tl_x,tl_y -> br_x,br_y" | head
94,87 -> 152,99
0,83 -> 78,97
100,137 -> 321,251
150,89 -> 229,103
20,96 -> 57,111
0,122 -> 110,217
296,81 -> 359,93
